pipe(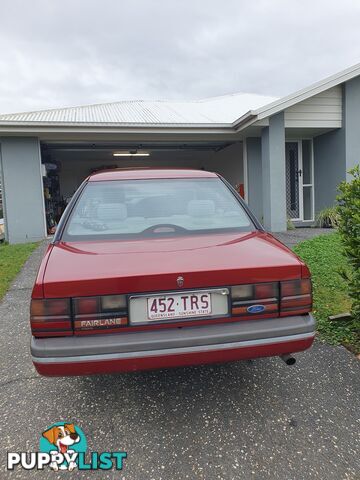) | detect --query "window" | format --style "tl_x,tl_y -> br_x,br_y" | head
63,178 -> 254,240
